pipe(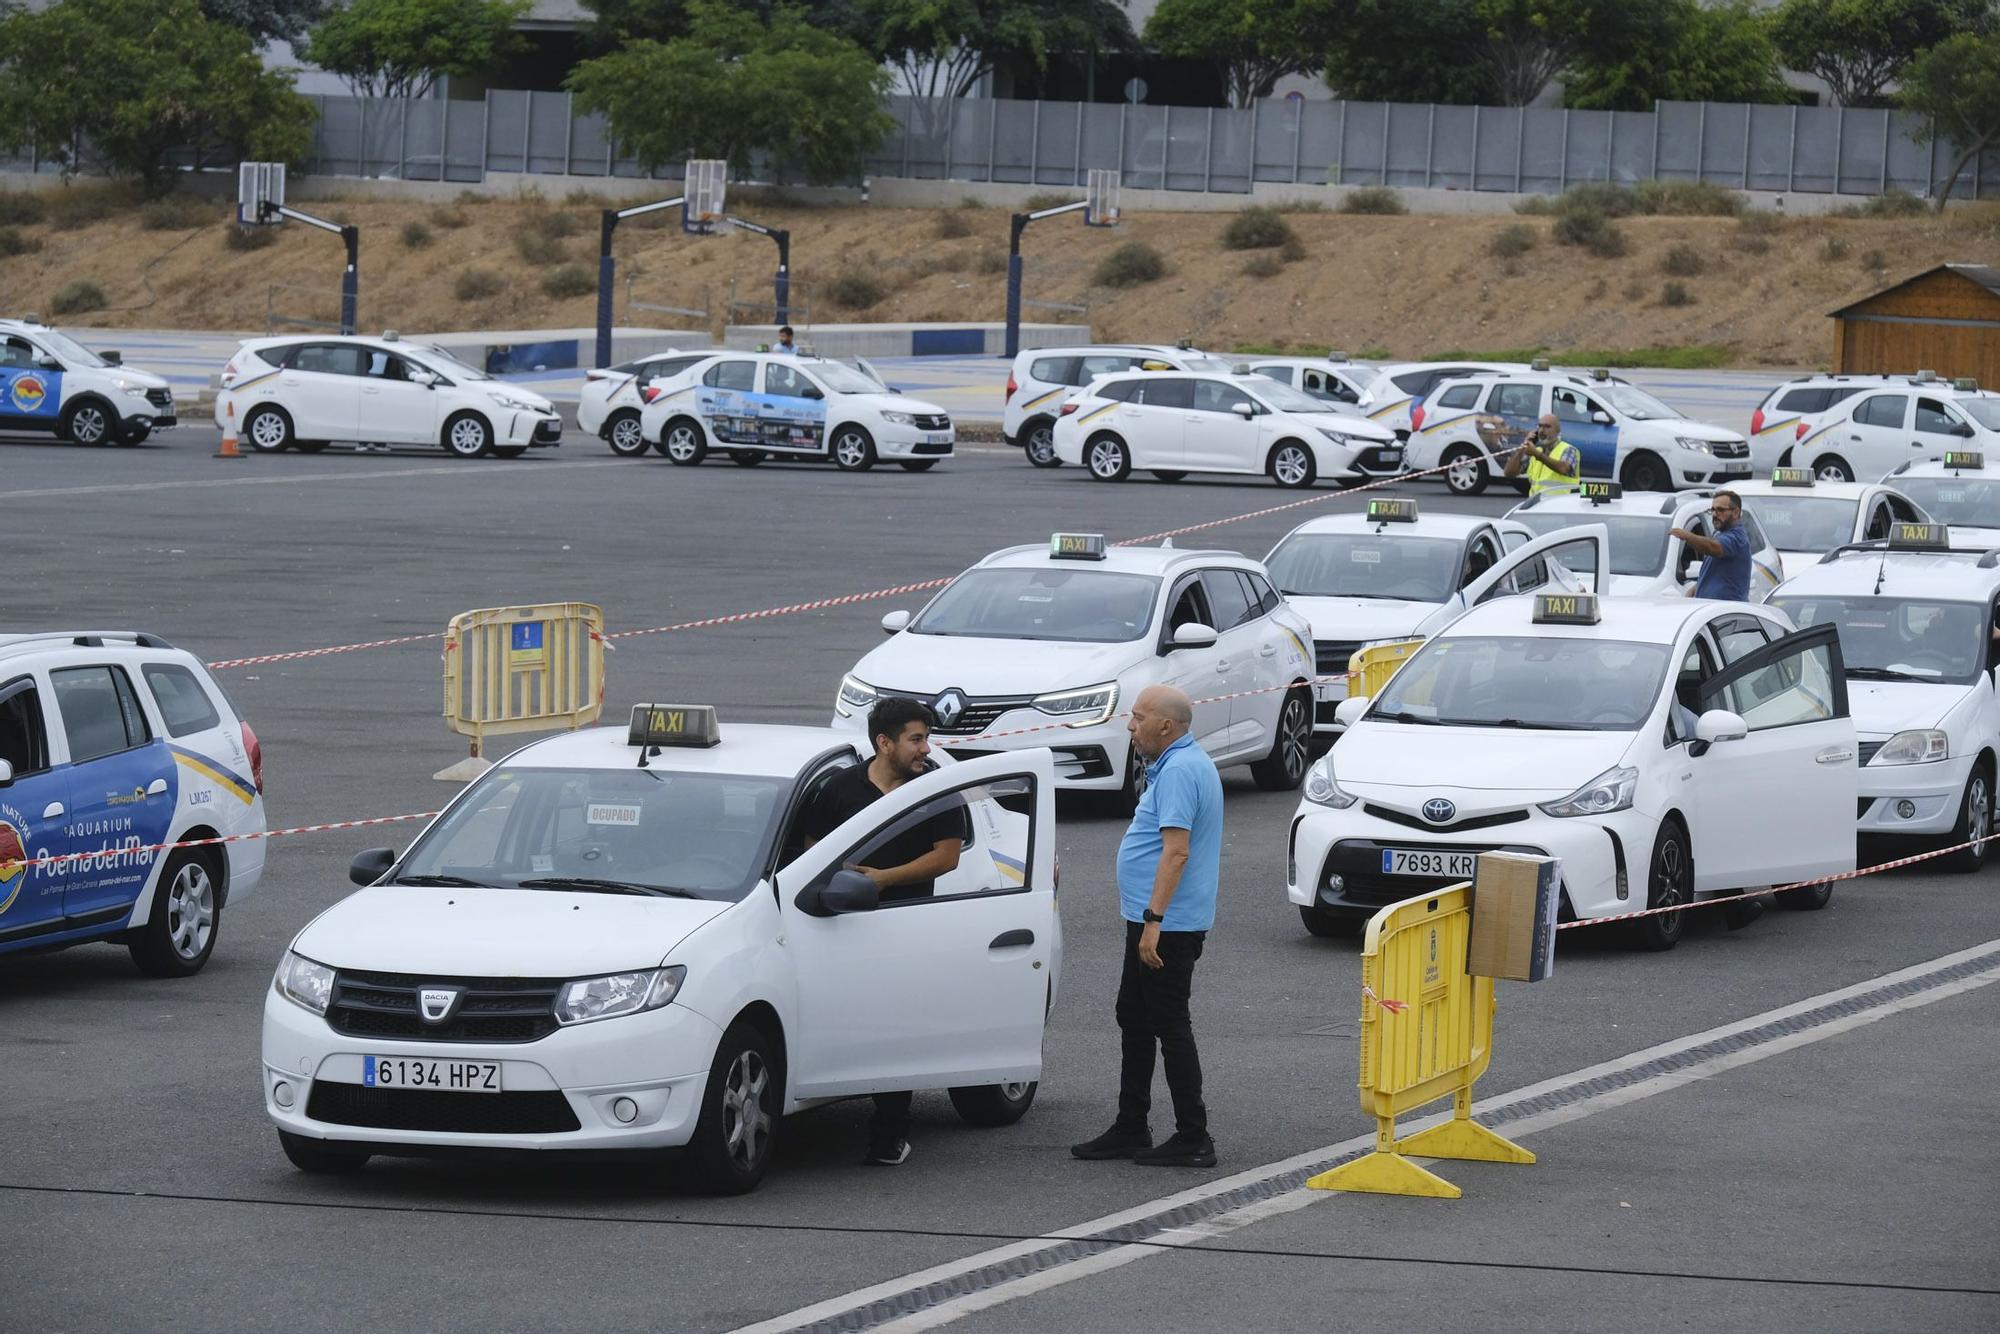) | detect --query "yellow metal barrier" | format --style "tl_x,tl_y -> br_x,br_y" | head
1349,638 -> 1424,699
1306,885 -> 1533,1199
437,603 -> 606,781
